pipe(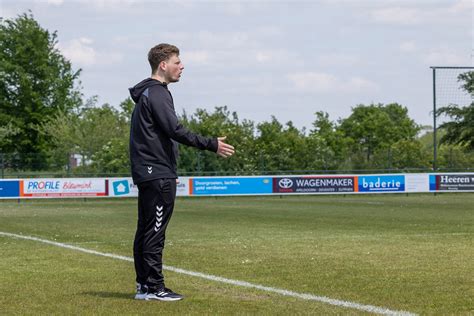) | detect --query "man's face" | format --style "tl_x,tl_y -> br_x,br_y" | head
162,54 -> 184,83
